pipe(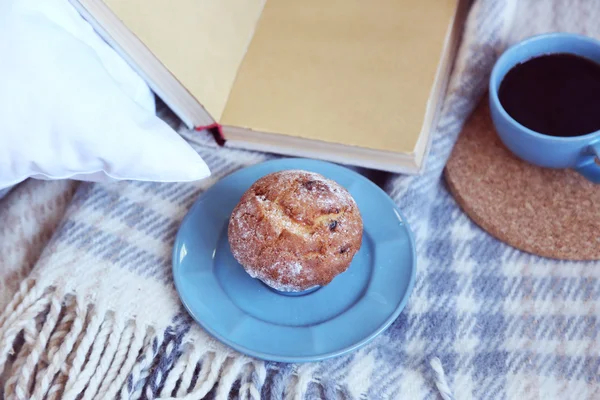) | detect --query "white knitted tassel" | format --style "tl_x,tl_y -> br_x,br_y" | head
215,357 -> 247,400
30,298 -> 87,400
81,316 -> 126,400
124,332 -> 159,400
97,321 -> 144,399
61,314 -> 114,400
59,306 -> 105,398
145,335 -> 180,400
173,351 -> 228,400
44,298 -> 80,400
0,279 -> 35,328
233,361 -> 266,400
45,368 -> 70,400
235,364 -> 253,400
9,296 -> 62,399
287,363 -> 314,400
159,343 -> 195,397
155,351 -> 230,400
430,357 -> 456,400
3,315 -> 40,399
0,284 -> 49,346
238,361 -> 266,400
45,296 -> 77,363
95,320 -> 136,397
31,296 -> 77,382
101,324 -> 151,400
173,343 -> 207,397
0,291 -> 51,374
283,372 -> 299,400
188,351 -> 228,399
